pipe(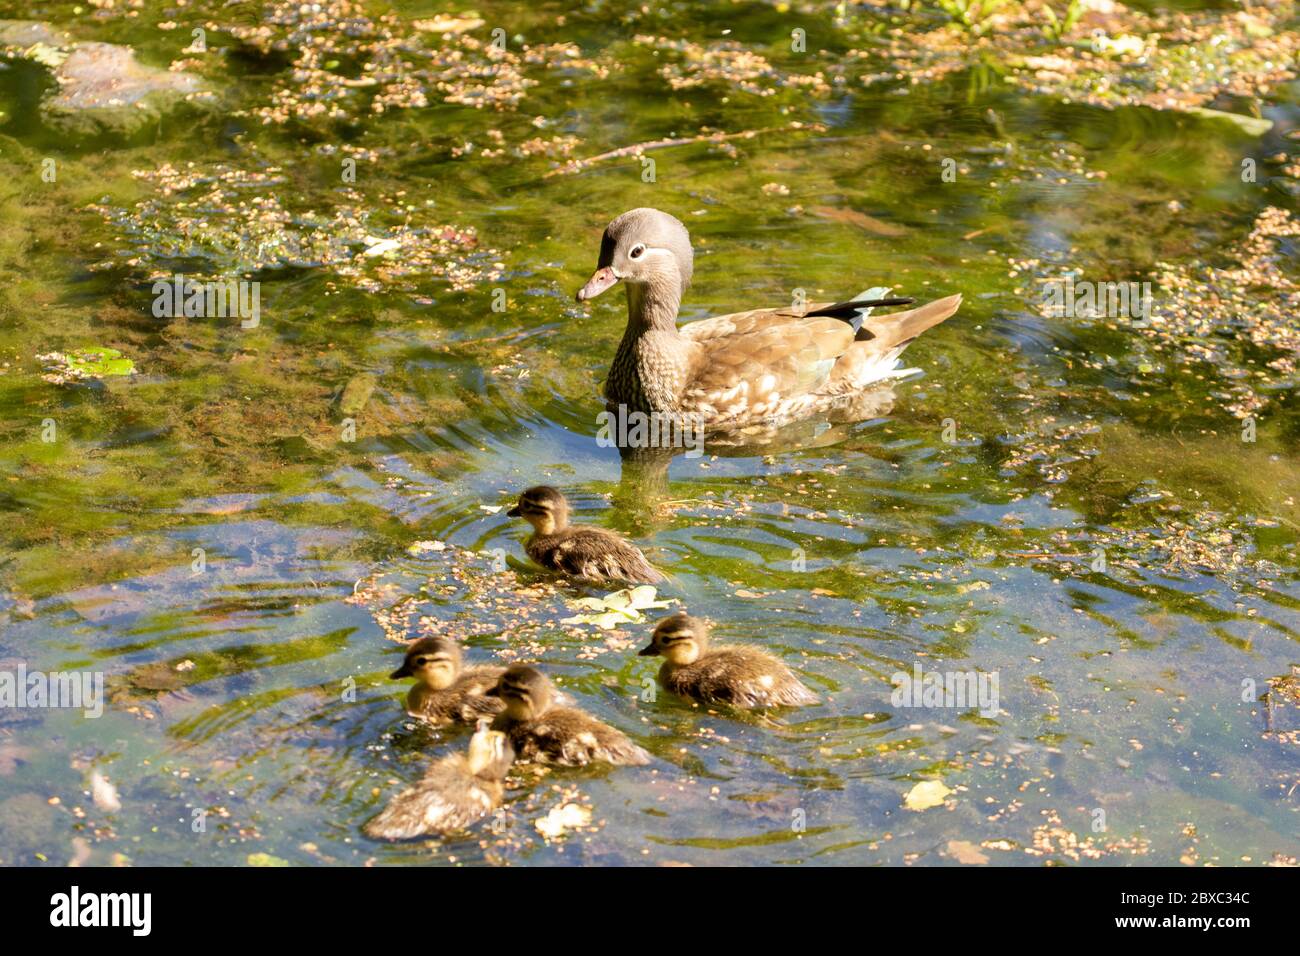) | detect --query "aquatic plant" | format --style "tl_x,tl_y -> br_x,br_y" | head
932,0 -> 1011,34
1038,0 -> 1084,42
